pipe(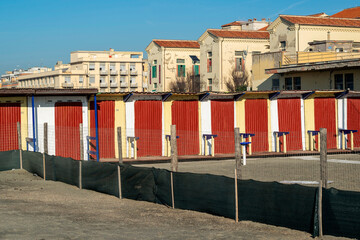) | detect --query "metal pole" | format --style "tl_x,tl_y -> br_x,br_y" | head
94,94 -> 100,162
44,122 -> 48,154
32,95 -> 36,152
234,128 -> 241,179
17,122 -> 22,169
79,123 -> 84,160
